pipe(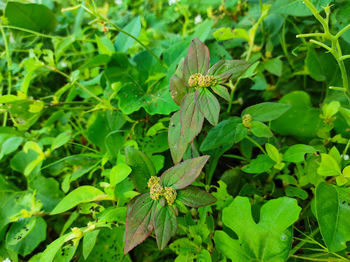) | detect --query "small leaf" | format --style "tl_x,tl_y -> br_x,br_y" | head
51,186 -> 105,215
125,147 -> 155,192
40,233 -> 70,262
154,204 -> 177,250
317,153 -> 341,177
197,89 -> 220,126
211,85 -> 231,101
283,144 -> 317,163
234,123 -> 248,143
51,131 -> 71,151
242,154 -> 274,174
110,164 -> 132,187
183,38 -> 210,82
160,155 -> 210,189
124,193 -> 156,254
242,102 -> 291,122
251,121 -> 273,138
180,92 -> 204,144
177,186 -> 216,207
265,143 -> 282,163
168,111 -> 189,164
208,60 -> 251,82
